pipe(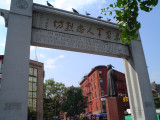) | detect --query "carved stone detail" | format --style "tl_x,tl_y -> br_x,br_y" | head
16,0 -> 28,9
4,103 -> 22,110
31,28 -> 129,58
